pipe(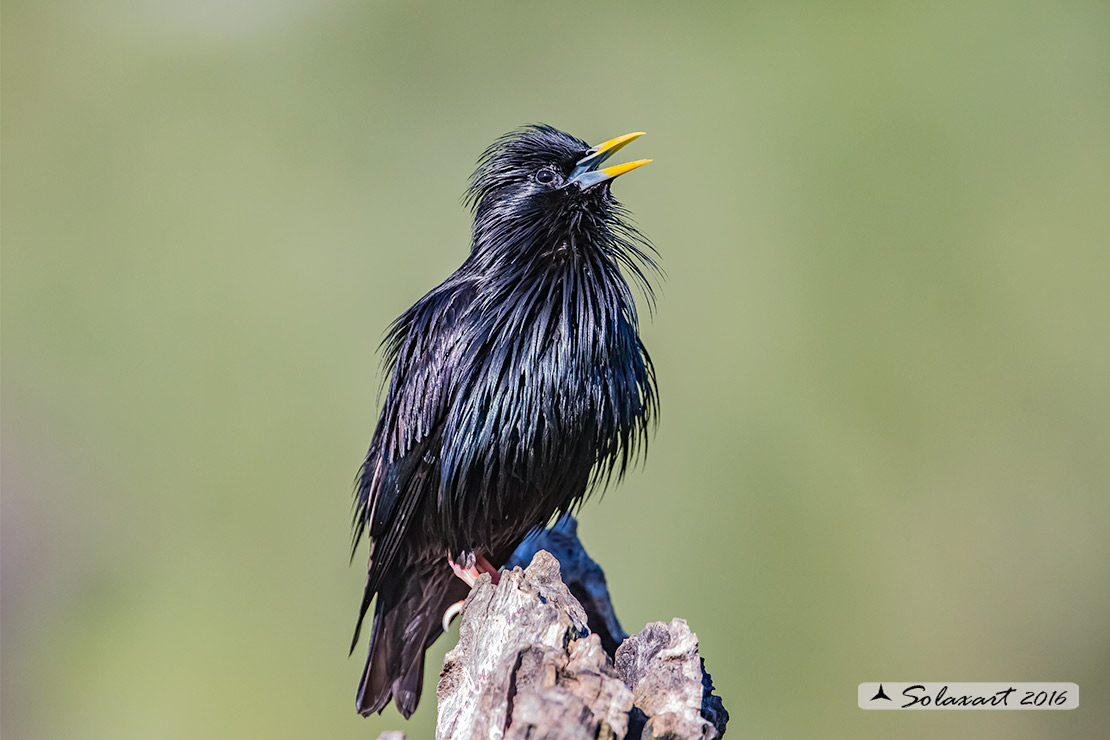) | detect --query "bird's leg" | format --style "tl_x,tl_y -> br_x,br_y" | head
474,553 -> 501,585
